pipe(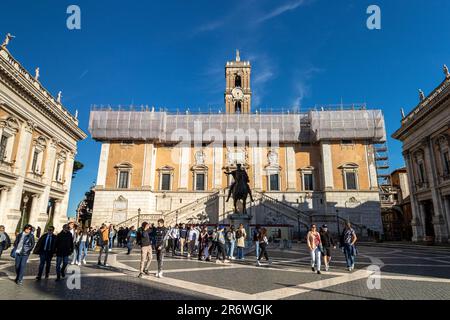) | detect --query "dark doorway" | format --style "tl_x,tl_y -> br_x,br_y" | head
422,200 -> 435,238
45,199 -> 56,232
